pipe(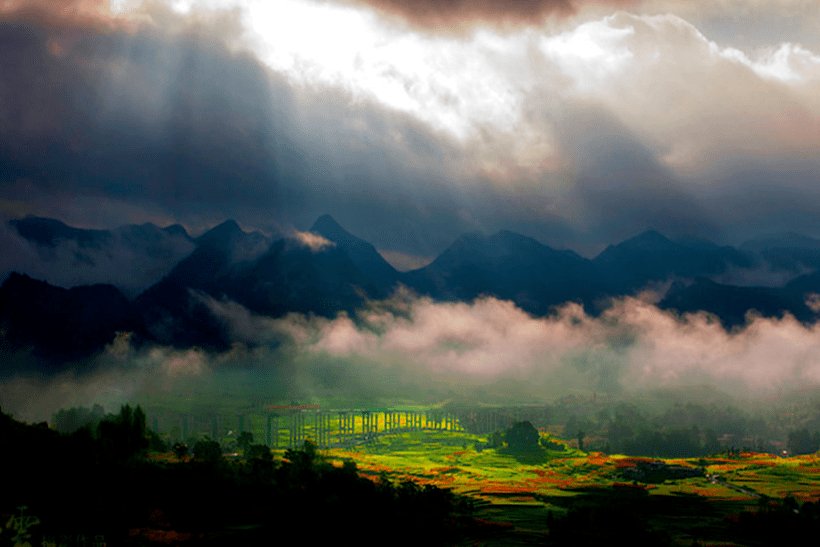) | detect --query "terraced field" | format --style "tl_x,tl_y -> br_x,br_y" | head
319,430 -> 820,544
